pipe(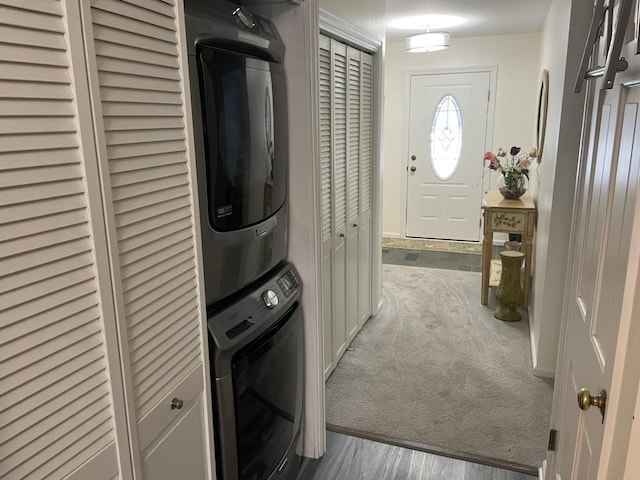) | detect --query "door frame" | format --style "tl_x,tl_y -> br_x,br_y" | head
314,8 -> 384,457
399,66 -> 498,241
545,38 -> 640,479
